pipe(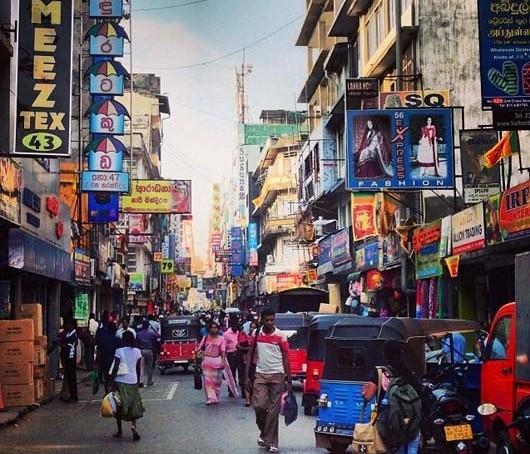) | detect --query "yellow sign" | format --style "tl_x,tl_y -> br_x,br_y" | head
153,252 -> 163,262
121,179 -> 191,214
445,255 -> 460,278
160,259 -> 174,274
